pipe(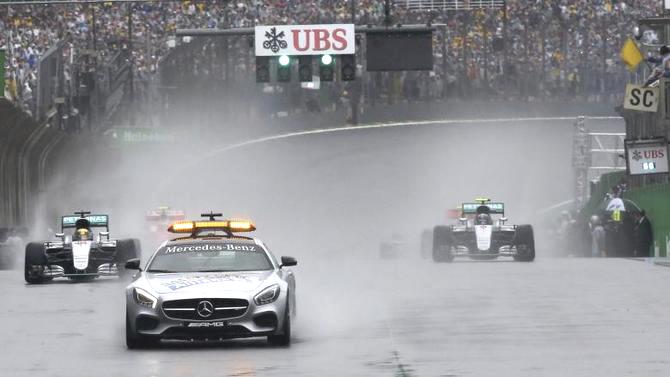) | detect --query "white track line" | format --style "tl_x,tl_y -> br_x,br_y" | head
160,116 -> 623,188
208,116 -> 623,156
